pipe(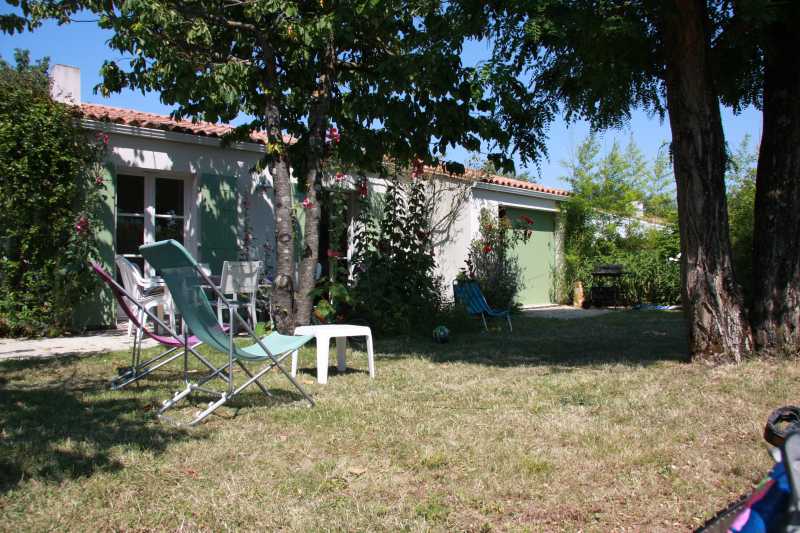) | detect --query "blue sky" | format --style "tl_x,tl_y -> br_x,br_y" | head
0,17 -> 762,191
